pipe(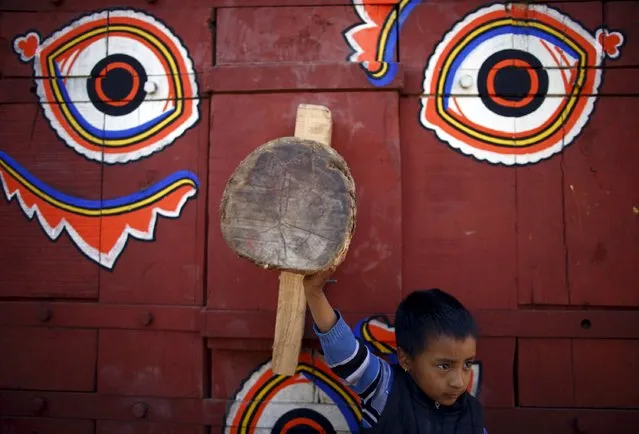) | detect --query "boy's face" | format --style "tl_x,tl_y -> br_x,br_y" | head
398,335 -> 477,406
